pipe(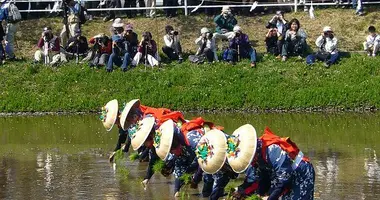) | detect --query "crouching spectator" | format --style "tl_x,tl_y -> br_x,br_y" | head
213,6 -> 237,41
131,32 -> 159,67
65,29 -> 88,60
86,34 -> 112,68
363,26 -> 379,57
123,24 -> 139,59
106,35 -> 131,72
223,26 -> 257,68
34,27 -> 62,66
189,27 -> 217,64
162,25 -> 183,63
265,11 -> 288,57
306,26 -> 339,68
281,18 -> 307,61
